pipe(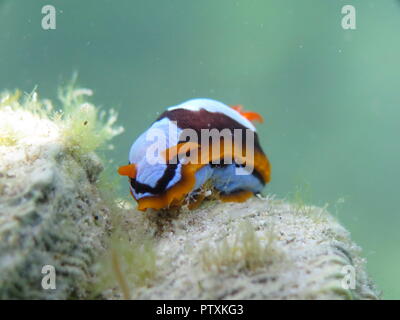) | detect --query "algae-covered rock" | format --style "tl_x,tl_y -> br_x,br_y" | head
0,85 -> 379,300
0,87 -> 123,299
103,197 -> 380,300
